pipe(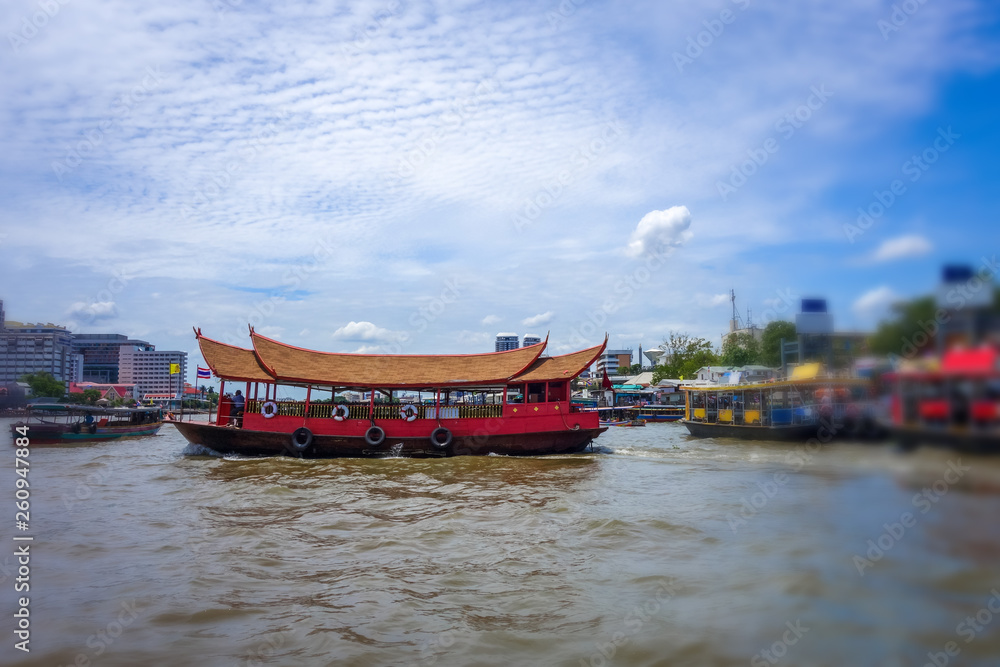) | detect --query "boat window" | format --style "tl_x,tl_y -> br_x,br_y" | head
506,384 -> 524,403
527,383 -> 545,403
